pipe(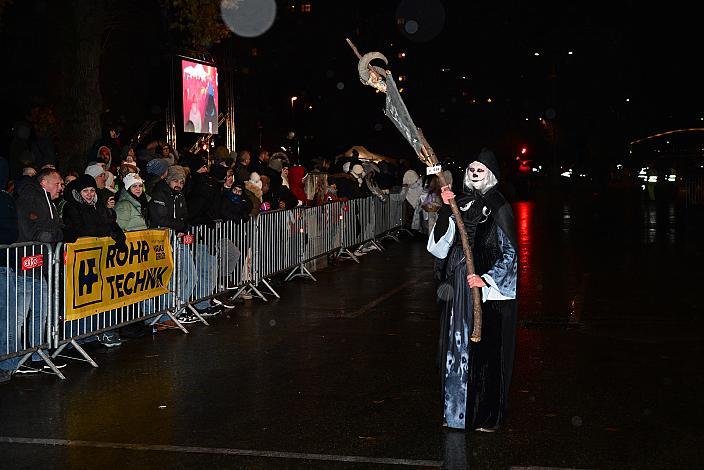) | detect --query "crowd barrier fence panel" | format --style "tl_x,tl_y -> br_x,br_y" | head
287,201 -> 345,281
180,218 -> 256,313
301,201 -> 344,263
52,230 -> 179,366
0,242 -> 63,377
